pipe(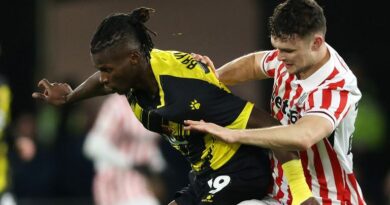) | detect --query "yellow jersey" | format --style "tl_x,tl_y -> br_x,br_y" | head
128,49 -> 254,173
